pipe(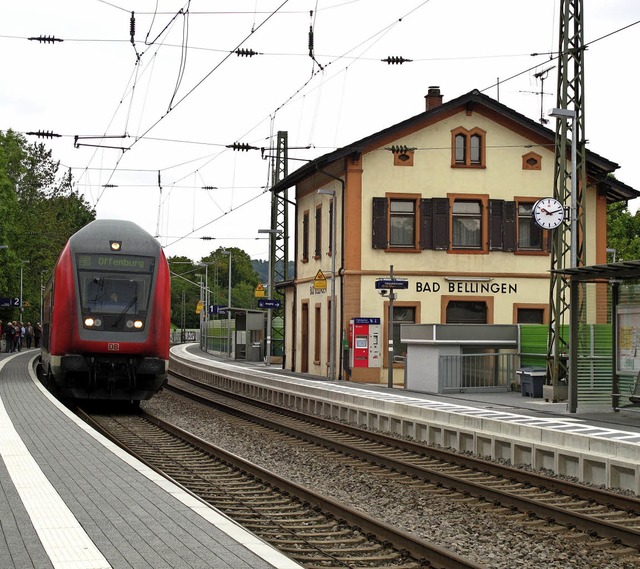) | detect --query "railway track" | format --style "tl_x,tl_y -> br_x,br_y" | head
78,408 -> 484,569
166,370 -> 640,555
